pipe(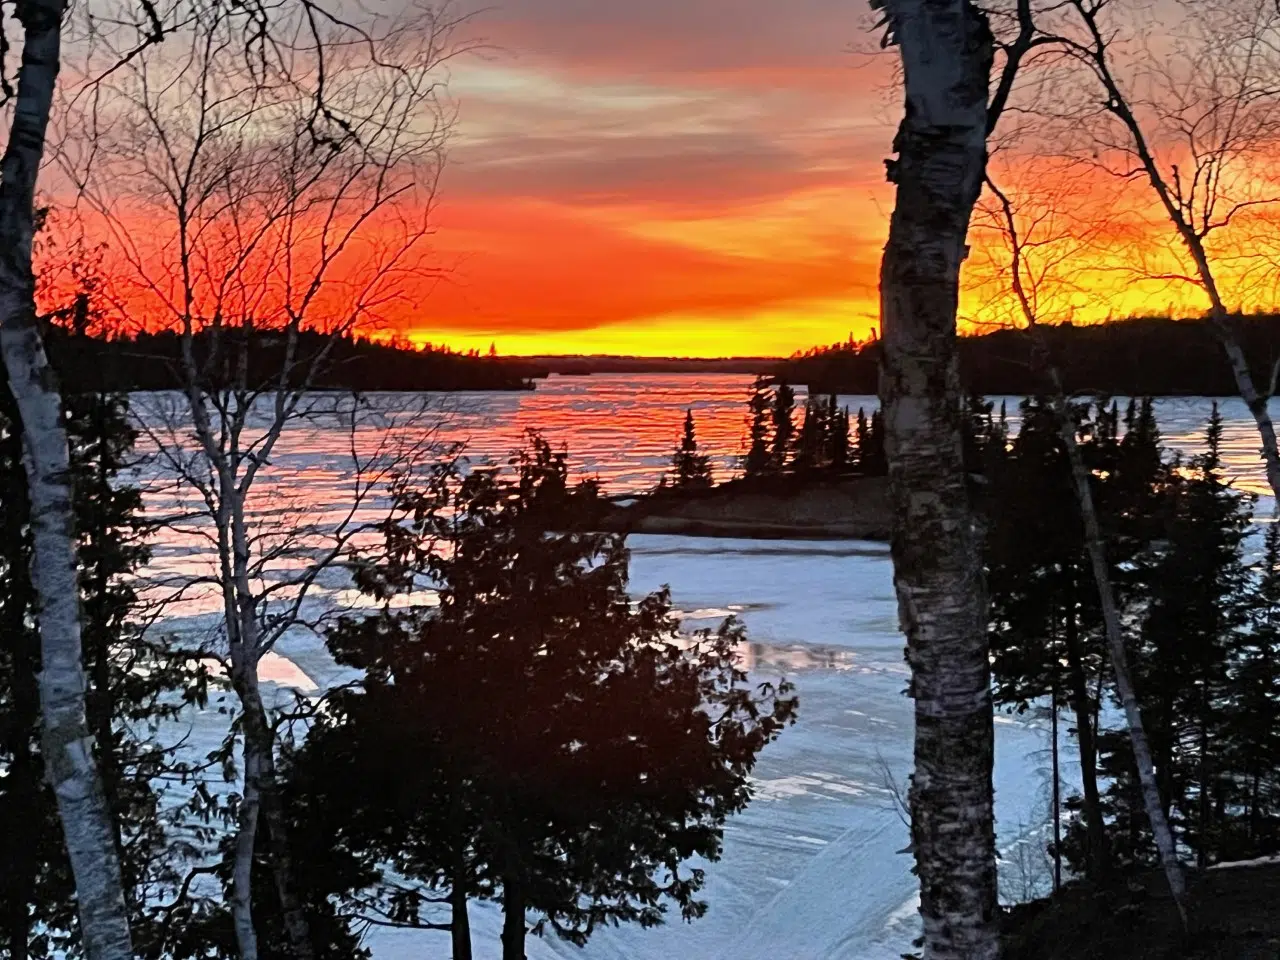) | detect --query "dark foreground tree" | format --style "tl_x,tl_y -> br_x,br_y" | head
0,384 -> 210,960
280,435 -> 797,959
742,376 -> 773,478
986,397 -> 1168,883
770,382 -> 796,470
